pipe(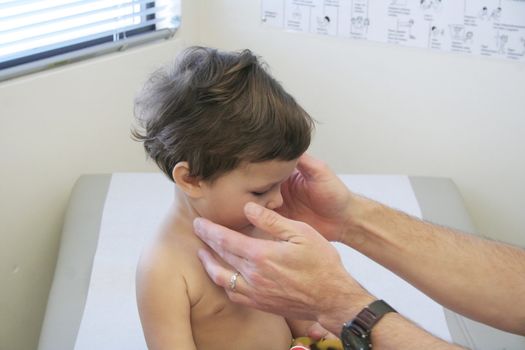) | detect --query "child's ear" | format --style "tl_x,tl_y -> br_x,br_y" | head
172,162 -> 203,198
